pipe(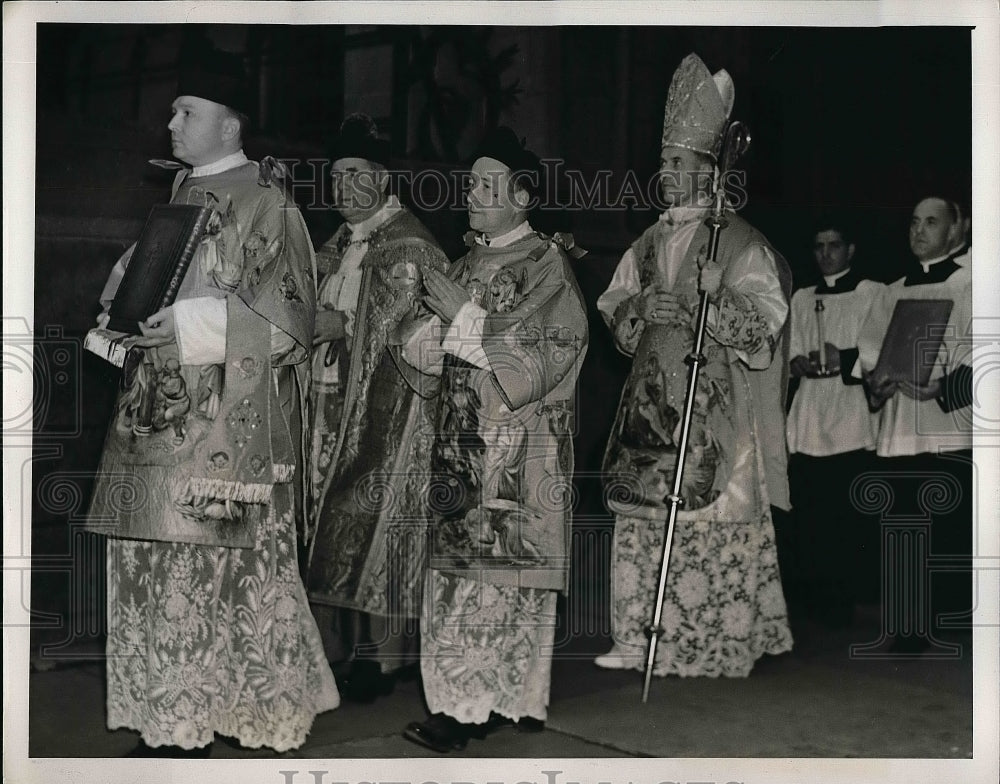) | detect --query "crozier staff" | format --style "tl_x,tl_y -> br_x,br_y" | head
596,53 -> 794,682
